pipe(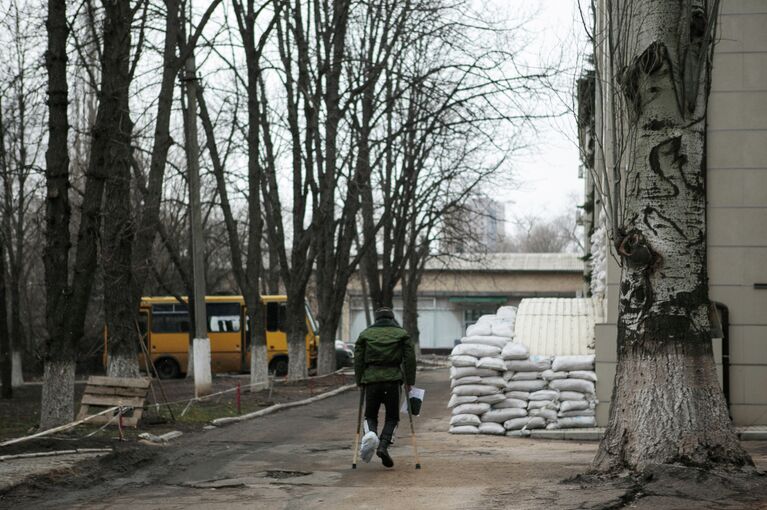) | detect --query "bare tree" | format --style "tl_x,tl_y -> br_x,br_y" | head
582,0 -> 751,471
